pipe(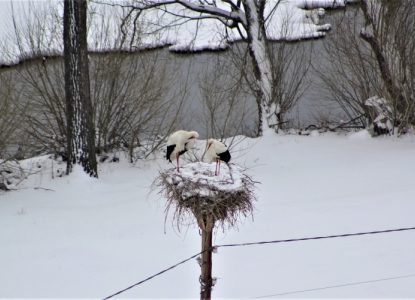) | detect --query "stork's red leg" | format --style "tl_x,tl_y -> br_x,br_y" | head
218,159 -> 221,175
176,153 -> 180,172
